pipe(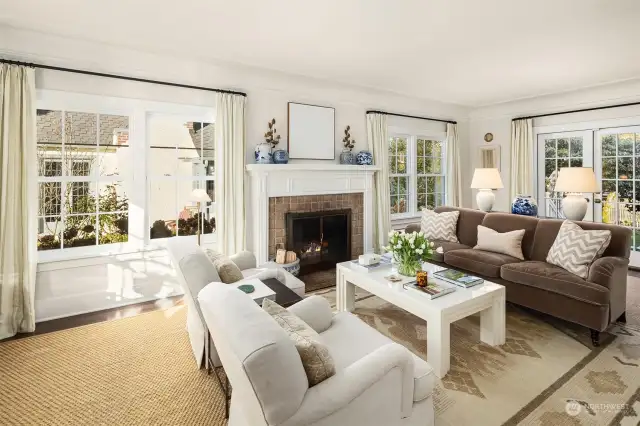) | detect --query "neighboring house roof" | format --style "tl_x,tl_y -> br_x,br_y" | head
37,110 -> 214,154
